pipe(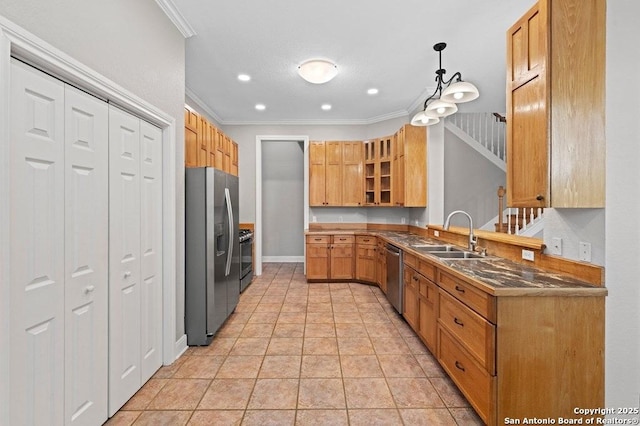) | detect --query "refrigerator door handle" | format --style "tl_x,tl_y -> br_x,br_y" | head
224,187 -> 234,276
